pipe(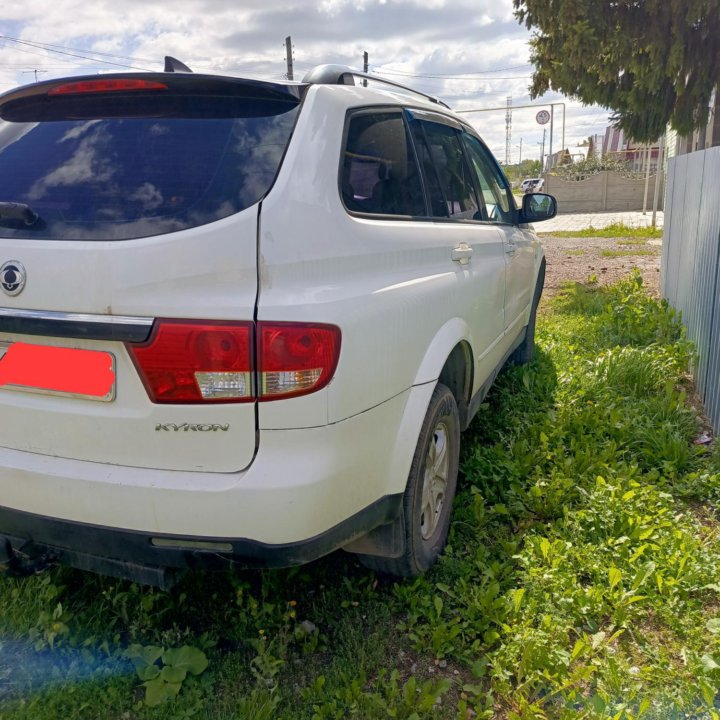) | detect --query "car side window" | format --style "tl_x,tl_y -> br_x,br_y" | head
341,111 -> 426,217
461,132 -> 516,224
413,120 -> 480,220
408,122 -> 448,217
